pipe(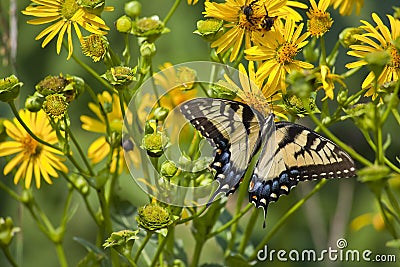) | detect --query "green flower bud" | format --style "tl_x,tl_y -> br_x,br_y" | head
42,94 -> 69,119
209,80 -> 237,99
103,230 -> 139,257
160,160 -> 178,177
365,50 -> 391,80
65,75 -> 85,101
131,16 -> 170,42
116,15 -> 132,33
172,259 -> 186,267
393,6 -> 400,20
286,70 -> 314,99
153,106 -> 169,121
336,89 -> 348,106
140,41 -> 157,58
357,165 -> 391,183
20,189 -> 33,206
145,119 -> 157,134
25,94 -> 44,112
0,217 -> 20,247
176,67 -> 197,91
193,19 -> 224,42
339,27 -> 363,48
102,66 -> 136,89
78,0 -> 105,15
125,1 -> 141,18
81,34 -> 109,62
36,75 -> 67,96
195,173 -> 214,186
345,103 -> 375,131
282,93 -> 319,117
141,132 -> 168,157
302,37 -> 319,63
69,174 -> 90,196
136,204 -> 173,231
0,75 -> 22,102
